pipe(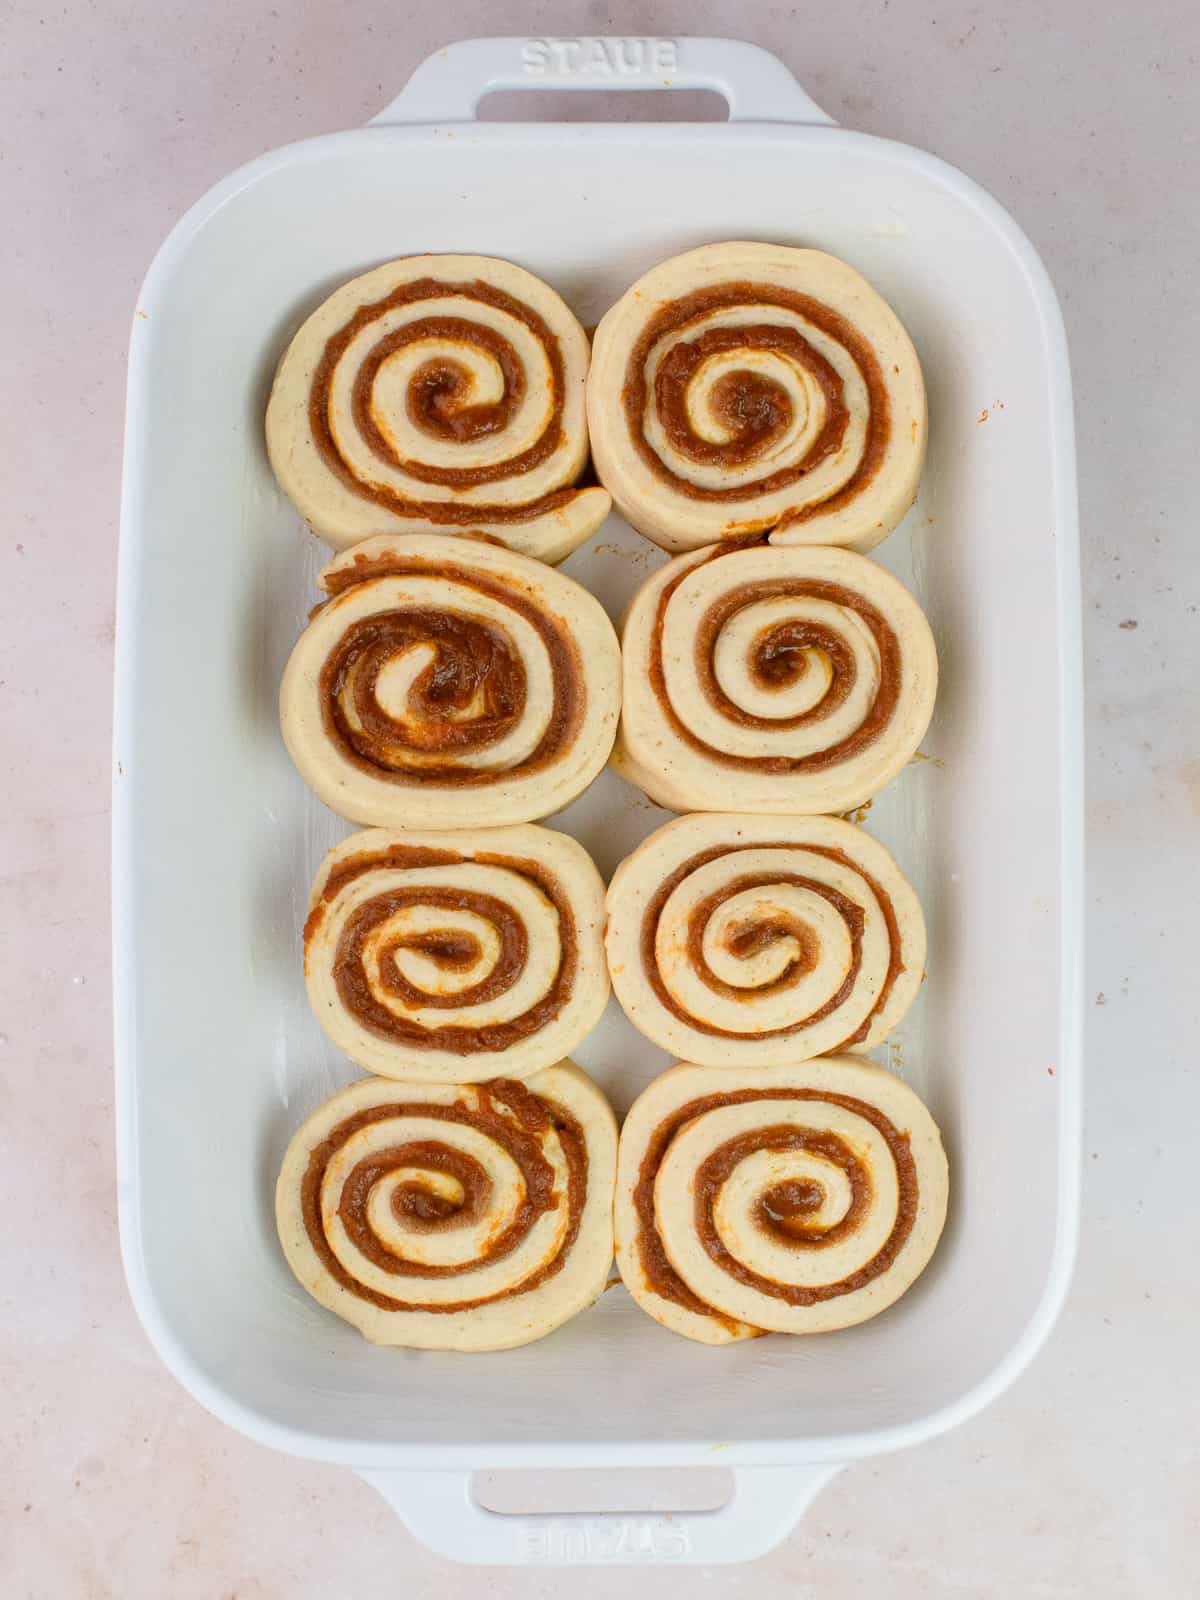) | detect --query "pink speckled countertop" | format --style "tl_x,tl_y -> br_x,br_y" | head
2,3 -> 1196,1595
